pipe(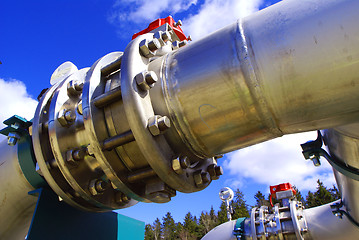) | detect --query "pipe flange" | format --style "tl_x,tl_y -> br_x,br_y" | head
82,51 -> 142,204
48,67 -> 129,210
121,33 -> 212,193
32,64 -> 95,211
